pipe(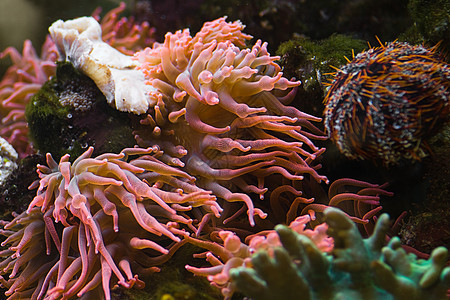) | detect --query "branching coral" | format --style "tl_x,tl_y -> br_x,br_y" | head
324,41 -> 450,165
133,17 -> 328,226
230,207 -> 450,300
184,213 -> 333,299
